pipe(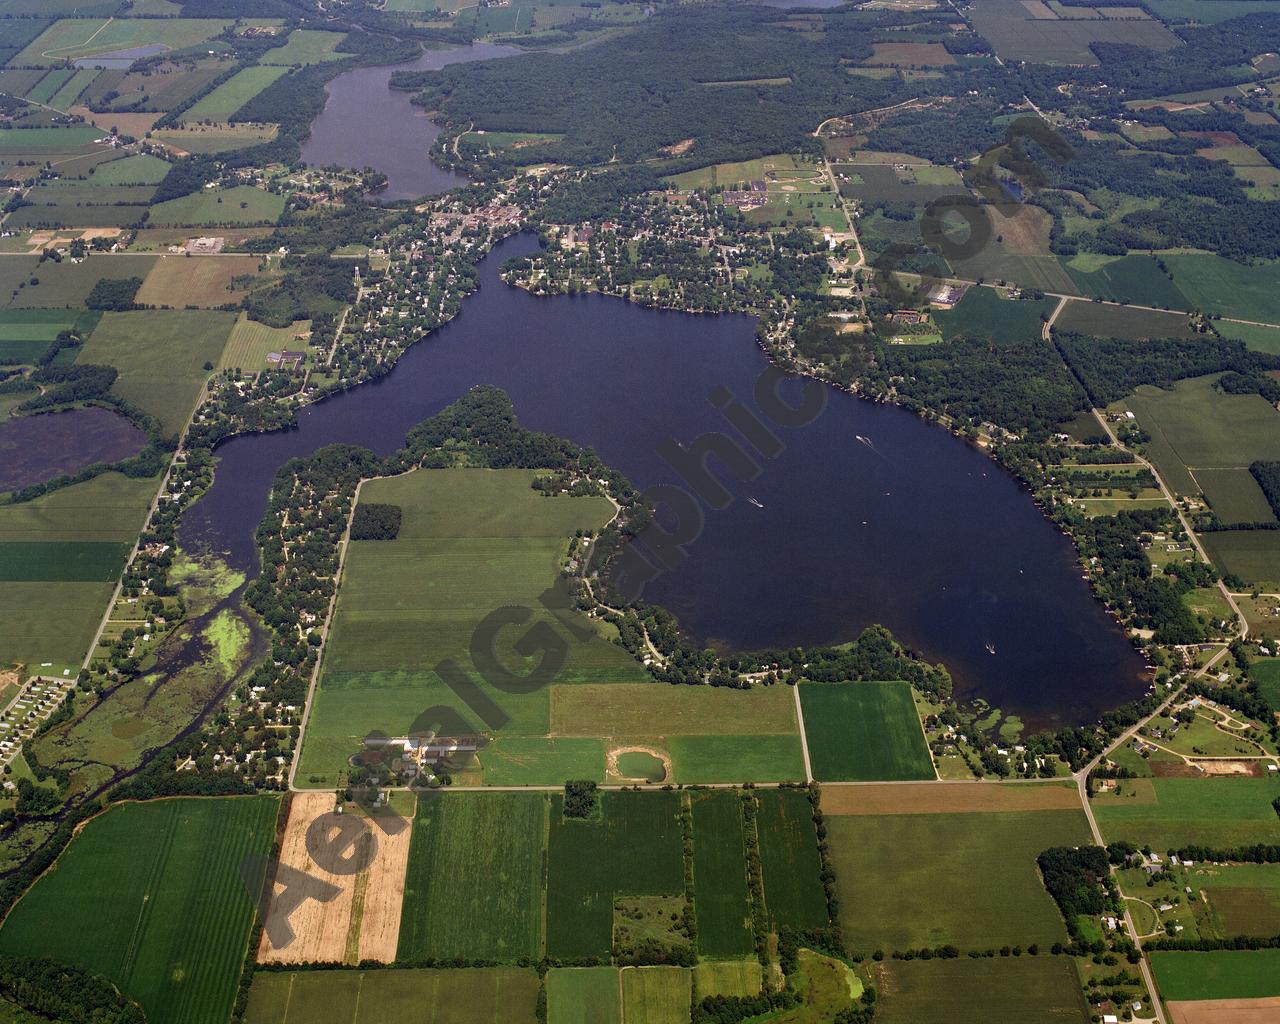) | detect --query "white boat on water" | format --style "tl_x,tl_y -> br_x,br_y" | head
747,497 -> 764,508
